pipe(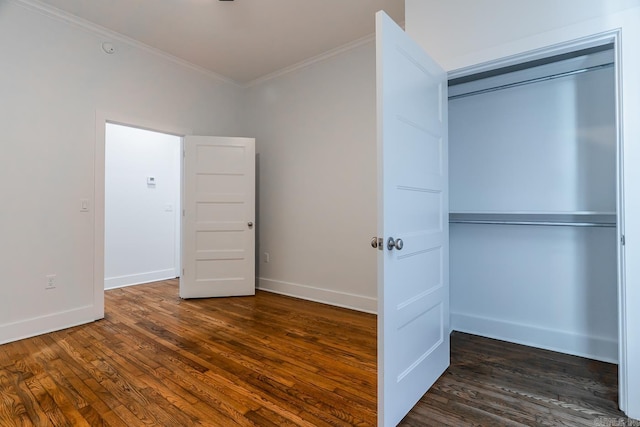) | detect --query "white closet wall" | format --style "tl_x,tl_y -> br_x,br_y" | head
449,51 -> 618,362
450,67 -> 616,213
